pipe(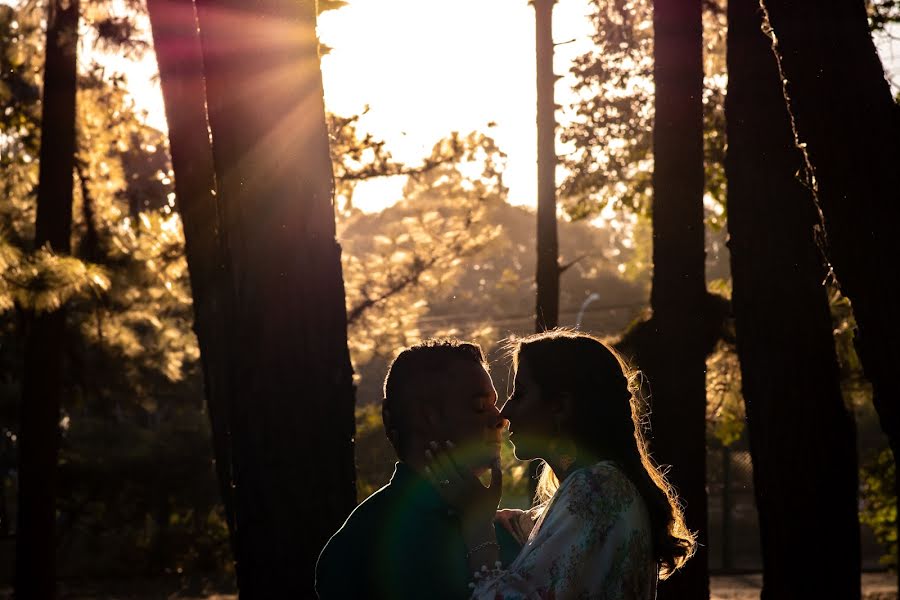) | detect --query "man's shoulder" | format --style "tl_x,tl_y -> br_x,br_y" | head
319,483 -> 392,559
316,485 -> 393,598
316,479 -> 461,599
